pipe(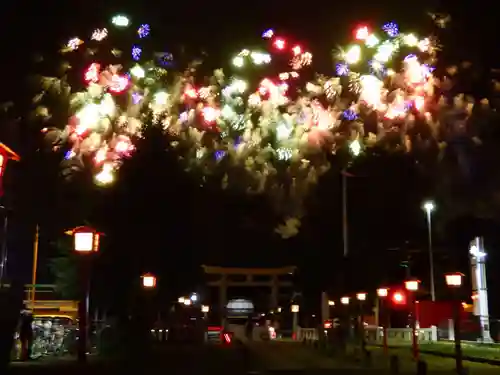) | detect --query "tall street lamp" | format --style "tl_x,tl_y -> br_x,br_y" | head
445,272 -> 464,375
405,279 -> 421,361
66,225 -> 101,362
422,200 -> 436,301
